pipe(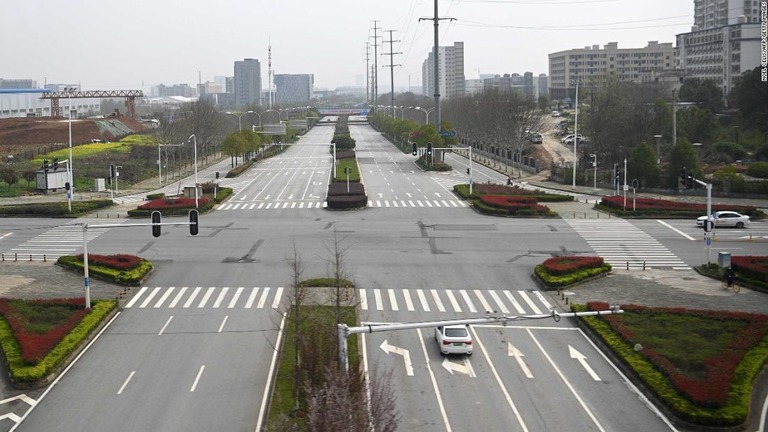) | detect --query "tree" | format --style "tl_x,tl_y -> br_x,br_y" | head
0,164 -> 19,188
676,106 -> 718,145
730,67 -> 768,132
667,138 -> 701,188
221,133 -> 247,167
627,142 -> 660,188
678,78 -> 724,113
